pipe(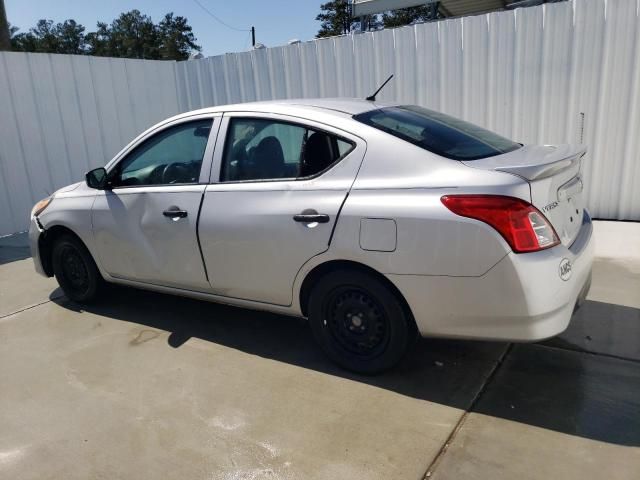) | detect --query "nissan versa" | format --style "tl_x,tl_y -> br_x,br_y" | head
29,98 -> 593,373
